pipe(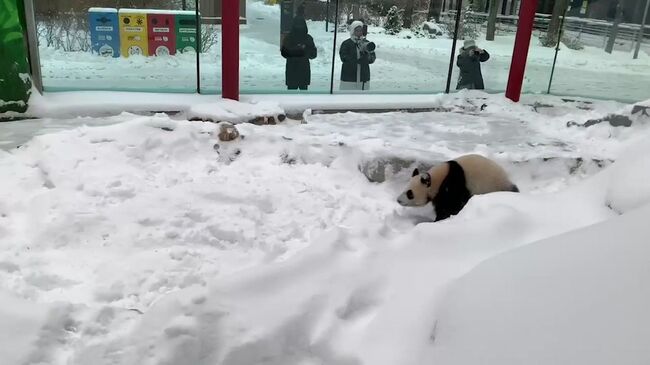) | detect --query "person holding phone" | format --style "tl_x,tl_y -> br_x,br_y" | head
339,20 -> 376,91
281,16 -> 317,91
456,39 -> 490,90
